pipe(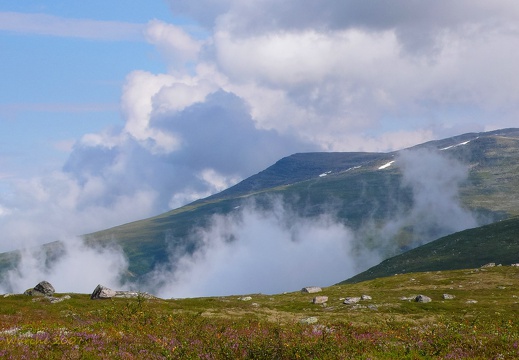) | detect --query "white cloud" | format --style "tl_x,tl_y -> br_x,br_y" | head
145,20 -> 203,70
162,0 -> 519,150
